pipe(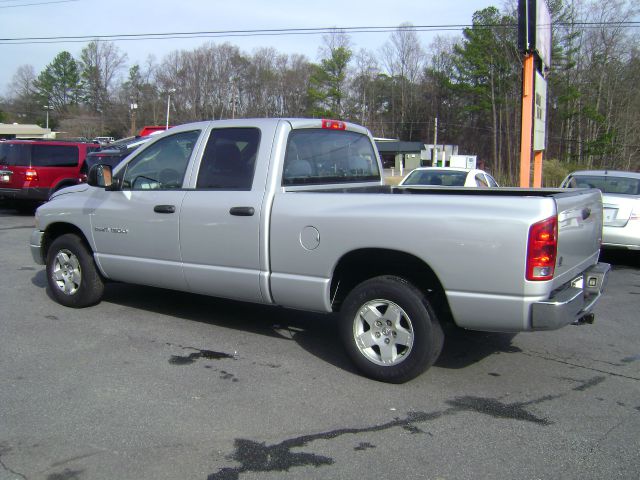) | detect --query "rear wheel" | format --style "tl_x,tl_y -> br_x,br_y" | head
339,275 -> 444,383
46,233 -> 104,308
